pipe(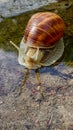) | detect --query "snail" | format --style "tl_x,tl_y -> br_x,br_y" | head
10,12 -> 65,97
10,12 -> 65,69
